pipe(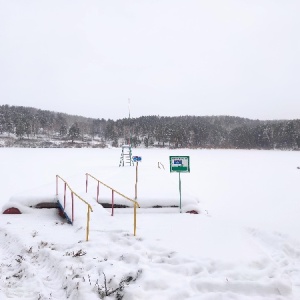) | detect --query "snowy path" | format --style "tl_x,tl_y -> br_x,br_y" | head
0,206 -> 299,299
249,228 -> 300,296
0,226 -> 67,299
